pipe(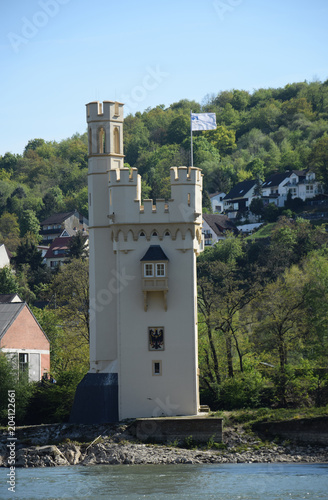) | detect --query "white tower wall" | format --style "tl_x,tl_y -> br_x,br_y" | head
71,101 -> 203,423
